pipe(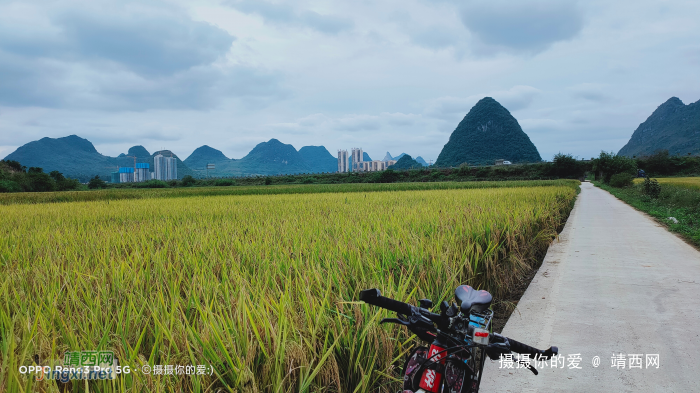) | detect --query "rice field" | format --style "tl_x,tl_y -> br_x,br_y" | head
0,179 -> 578,206
633,176 -> 700,190
0,182 -> 578,392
